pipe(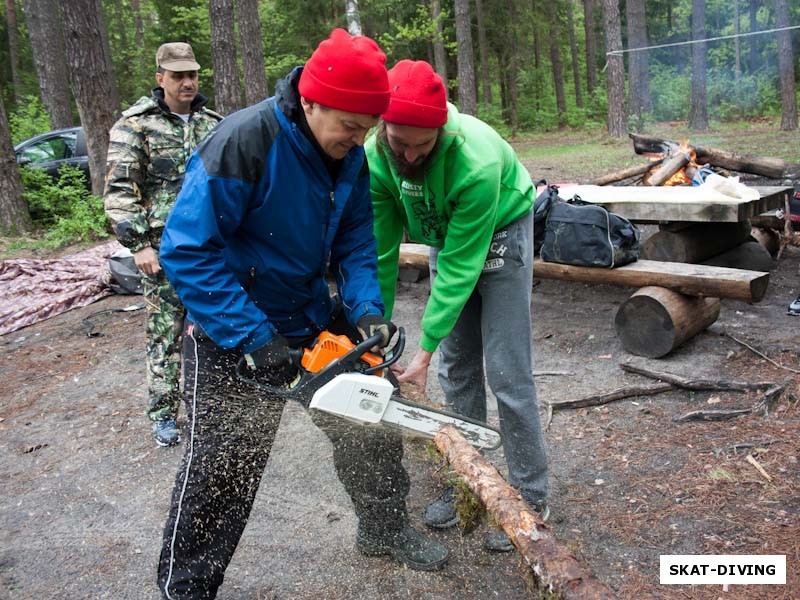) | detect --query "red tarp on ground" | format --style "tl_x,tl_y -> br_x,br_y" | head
0,240 -> 124,337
